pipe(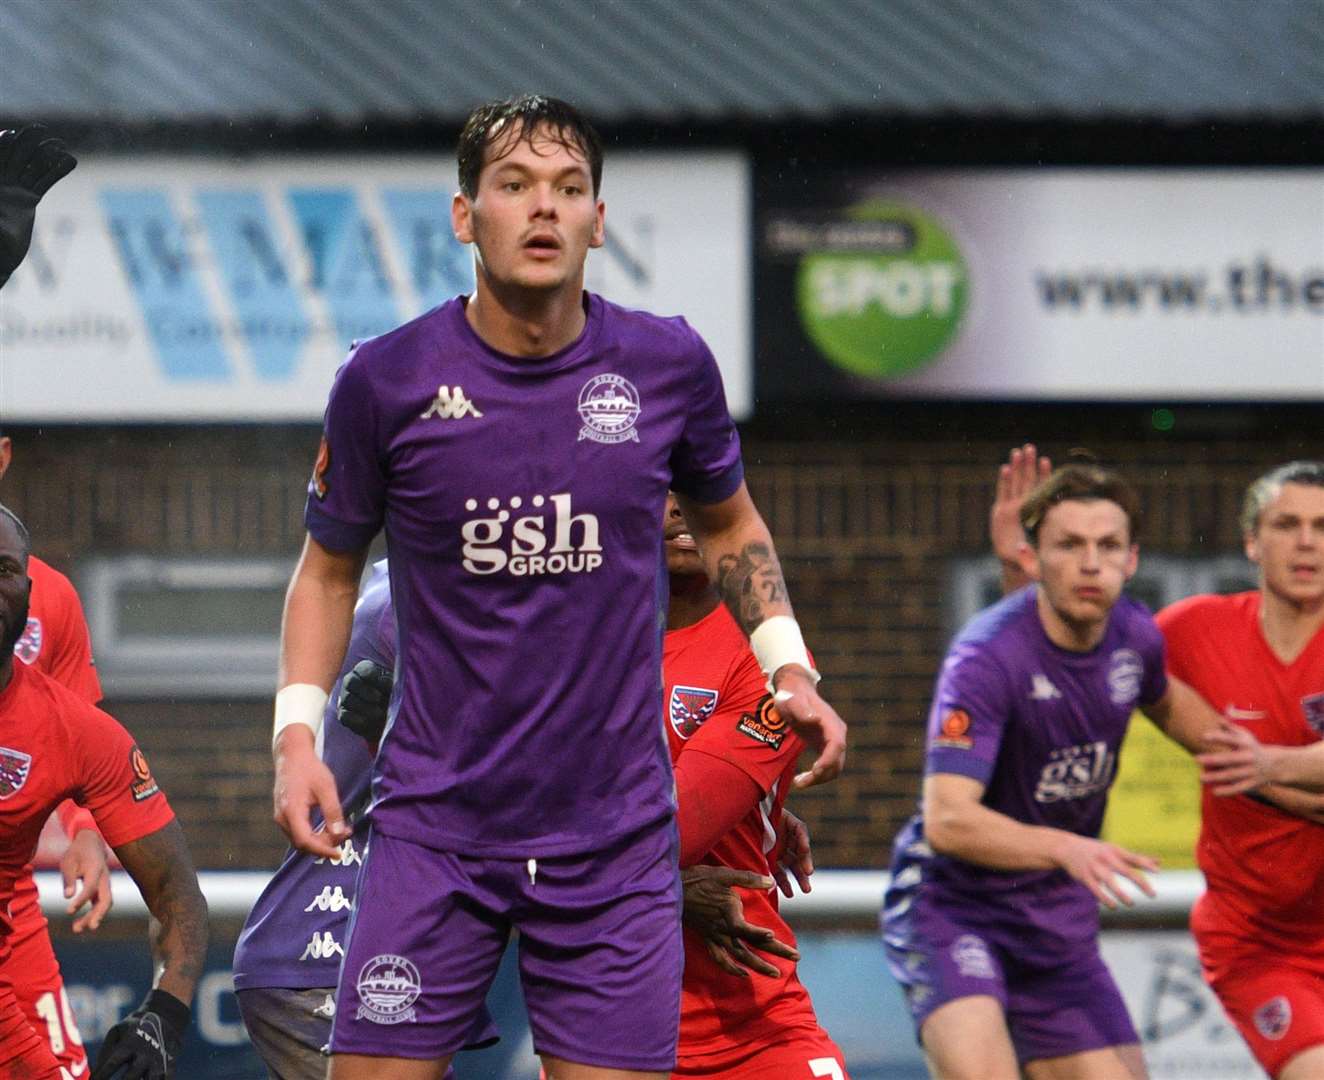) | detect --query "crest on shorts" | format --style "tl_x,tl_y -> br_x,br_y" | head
1254,995 -> 1291,1041
356,954 -> 421,1025
669,685 -> 718,739
12,617 -> 42,665
1301,692 -> 1324,737
577,374 -> 641,444
950,934 -> 996,980
0,746 -> 32,800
